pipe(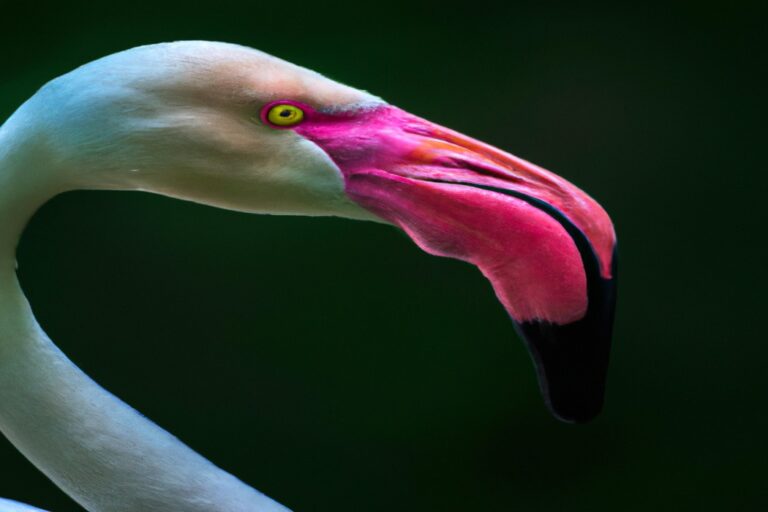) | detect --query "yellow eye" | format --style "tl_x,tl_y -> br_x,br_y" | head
266,104 -> 305,126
